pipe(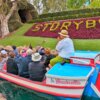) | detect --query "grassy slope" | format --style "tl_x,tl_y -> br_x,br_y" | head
0,23 -> 100,51
0,23 -> 57,49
